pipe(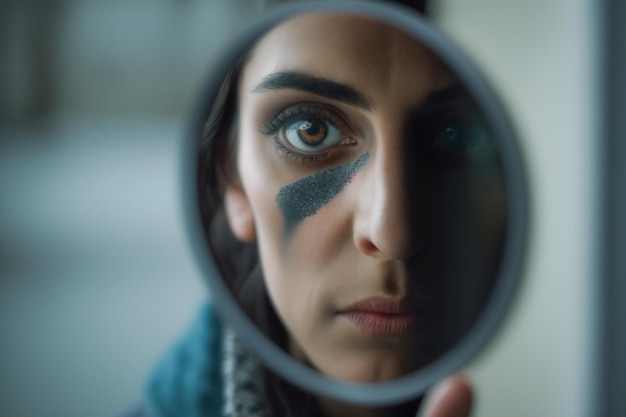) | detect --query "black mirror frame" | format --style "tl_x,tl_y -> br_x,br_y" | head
182,0 -> 528,406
